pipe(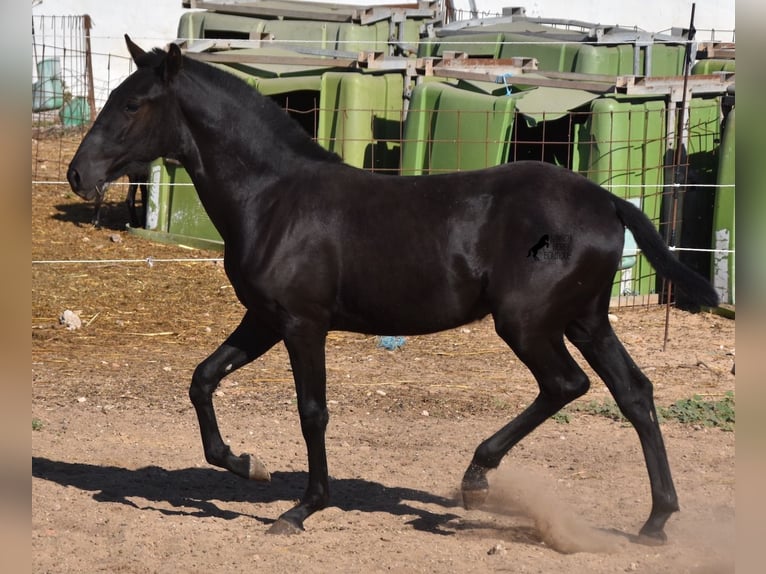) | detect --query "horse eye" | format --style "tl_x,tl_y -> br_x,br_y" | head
124,101 -> 141,113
